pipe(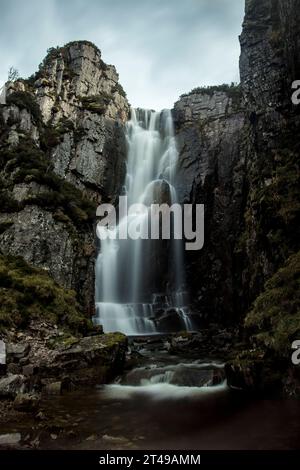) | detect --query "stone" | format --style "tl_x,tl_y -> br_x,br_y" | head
0,433 -> 21,447
86,434 -> 97,441
22,364 -> 38,376
102,434 -> 129,444
7,364 -> 22,375
35,411 -> 47,421
0,374 -> 26,398
43,381 -> 63,396
6,343 -> 30,362
13,393 -> 40,412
